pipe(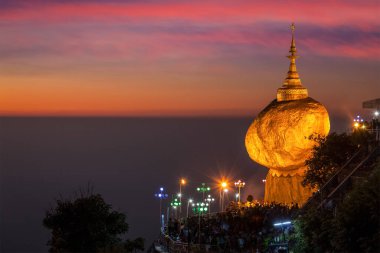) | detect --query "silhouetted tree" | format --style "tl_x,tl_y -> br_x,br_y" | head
295,162 -> 380,253
247,195 -> 254,203
43,193 -> 144,253
331,162 -> 380,252
303,131 -> 373,188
